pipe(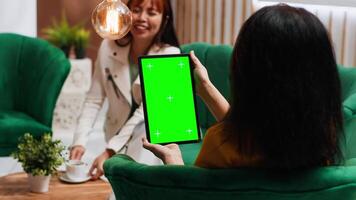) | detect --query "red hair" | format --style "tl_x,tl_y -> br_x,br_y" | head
128,0 -> 168,15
